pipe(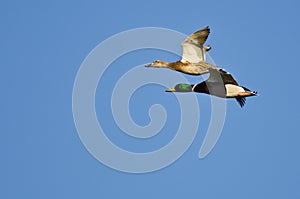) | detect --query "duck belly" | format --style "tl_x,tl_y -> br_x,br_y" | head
225,84 -> 245,98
